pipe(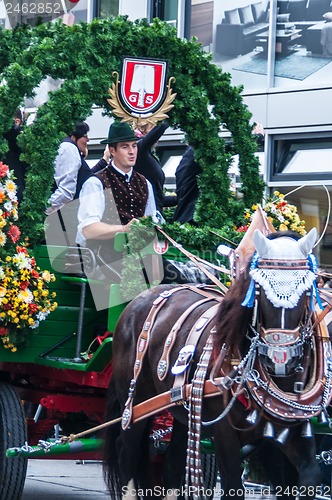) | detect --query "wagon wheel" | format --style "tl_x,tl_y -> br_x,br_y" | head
0,382 -> 28,500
